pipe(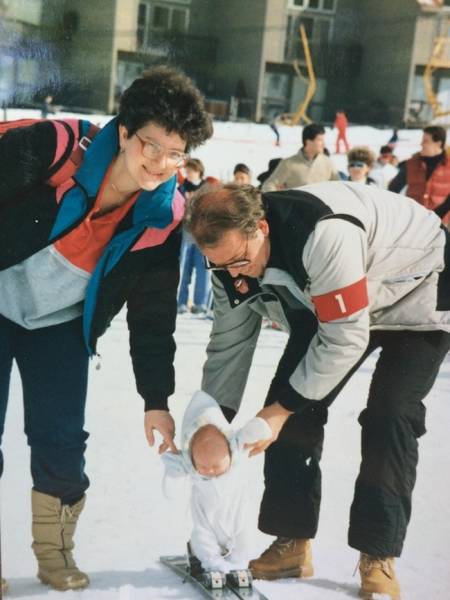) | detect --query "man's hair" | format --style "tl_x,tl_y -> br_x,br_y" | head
347,146 -> 375,168
233,162 -> 251,175
117,65 -> 213,150
302,123 -> 325,146
423,125 -> 447,149
184,183 -> 266,247
185,157 -> 205,177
